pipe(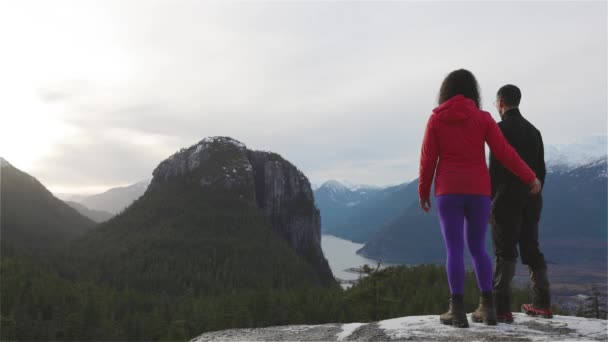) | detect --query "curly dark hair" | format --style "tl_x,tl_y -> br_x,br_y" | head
438,69 -> 481,108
